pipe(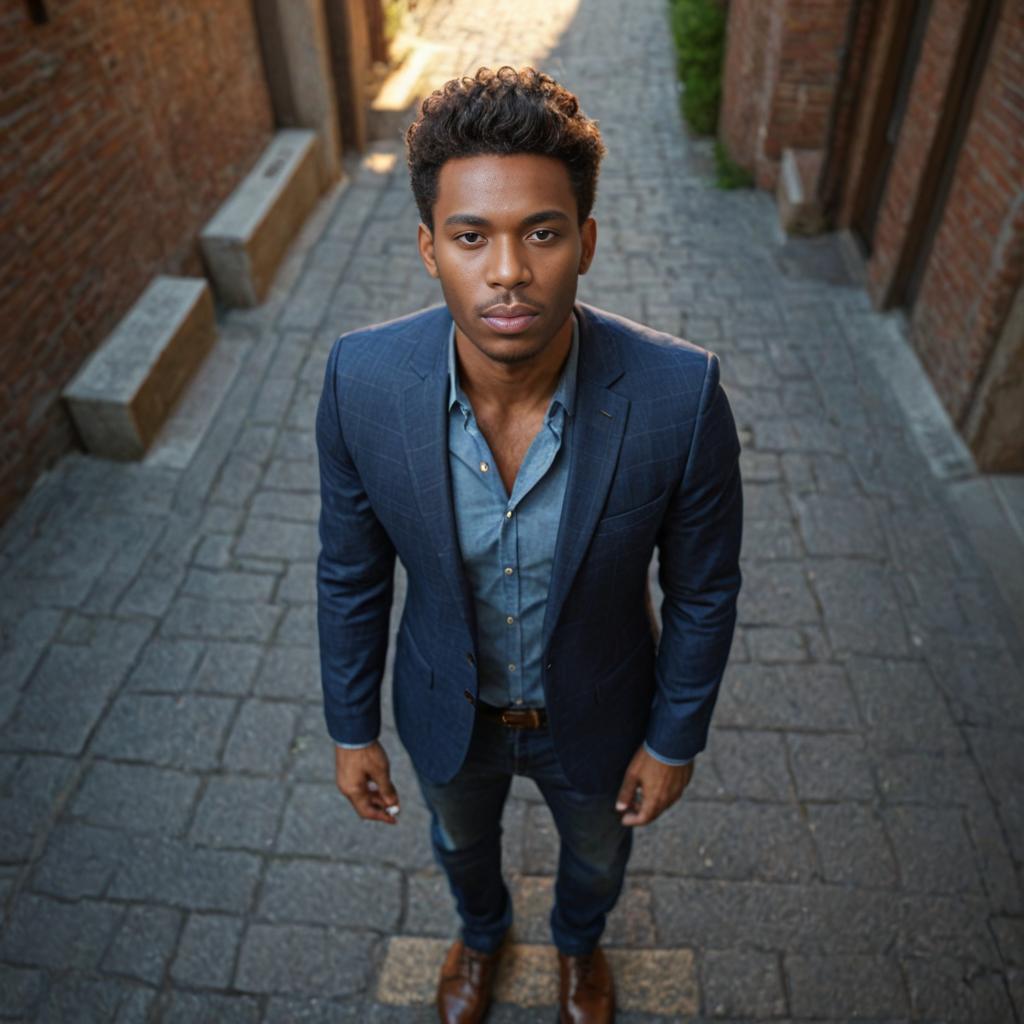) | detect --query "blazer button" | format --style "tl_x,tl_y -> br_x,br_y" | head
463,689 -> 475,704
466,652 -> 476,667
545,661 -> 553,670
